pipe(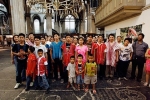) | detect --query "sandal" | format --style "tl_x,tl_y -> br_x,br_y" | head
93,90 -> 97,94
84,88 -> 89,92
